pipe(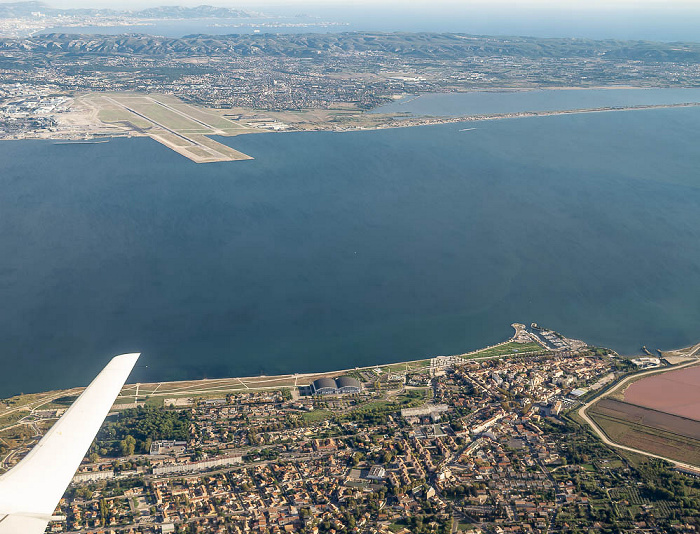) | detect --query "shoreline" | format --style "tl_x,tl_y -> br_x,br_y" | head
108,323 -> 546,404
0,323 -> 541,404
4,97 -> 700,147
333,101 -> 700,133
124,323 -> 532,392
3,322 -> 698,405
